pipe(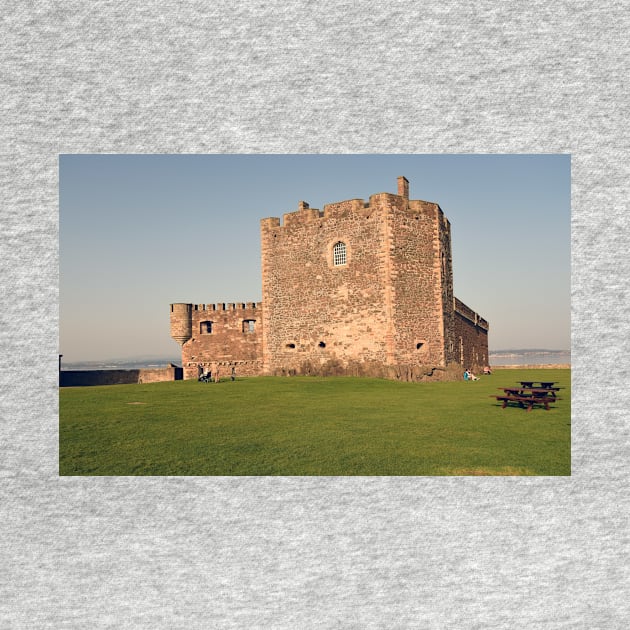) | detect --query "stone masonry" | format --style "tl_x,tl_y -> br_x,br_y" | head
171,177 -> 489,380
